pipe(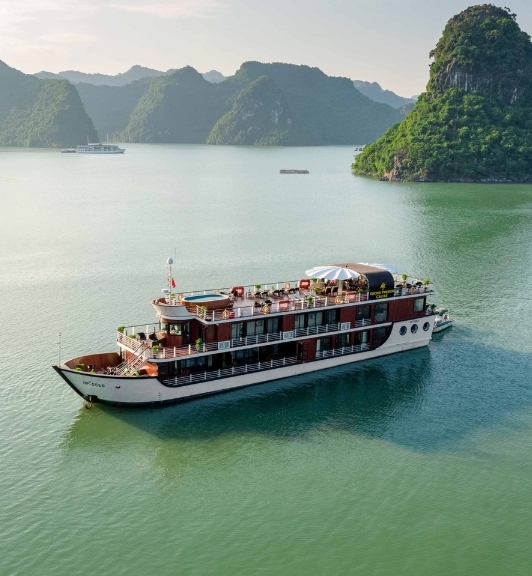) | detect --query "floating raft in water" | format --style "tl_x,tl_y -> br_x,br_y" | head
280,169 -> 309,174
